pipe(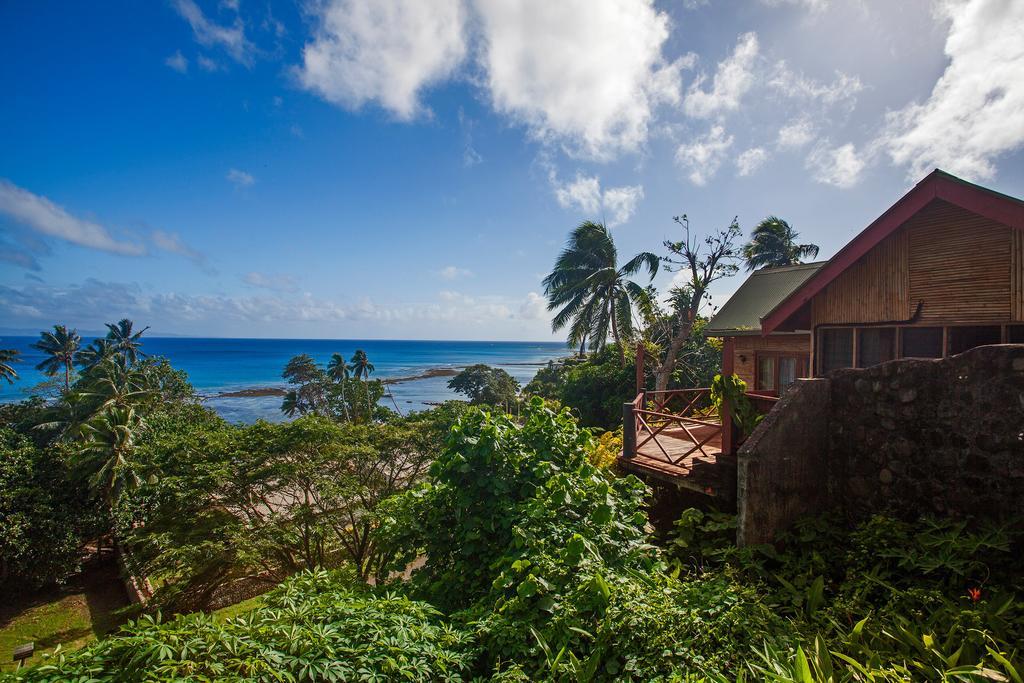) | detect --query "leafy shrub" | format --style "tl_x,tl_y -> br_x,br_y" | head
11,569 -> 477,682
